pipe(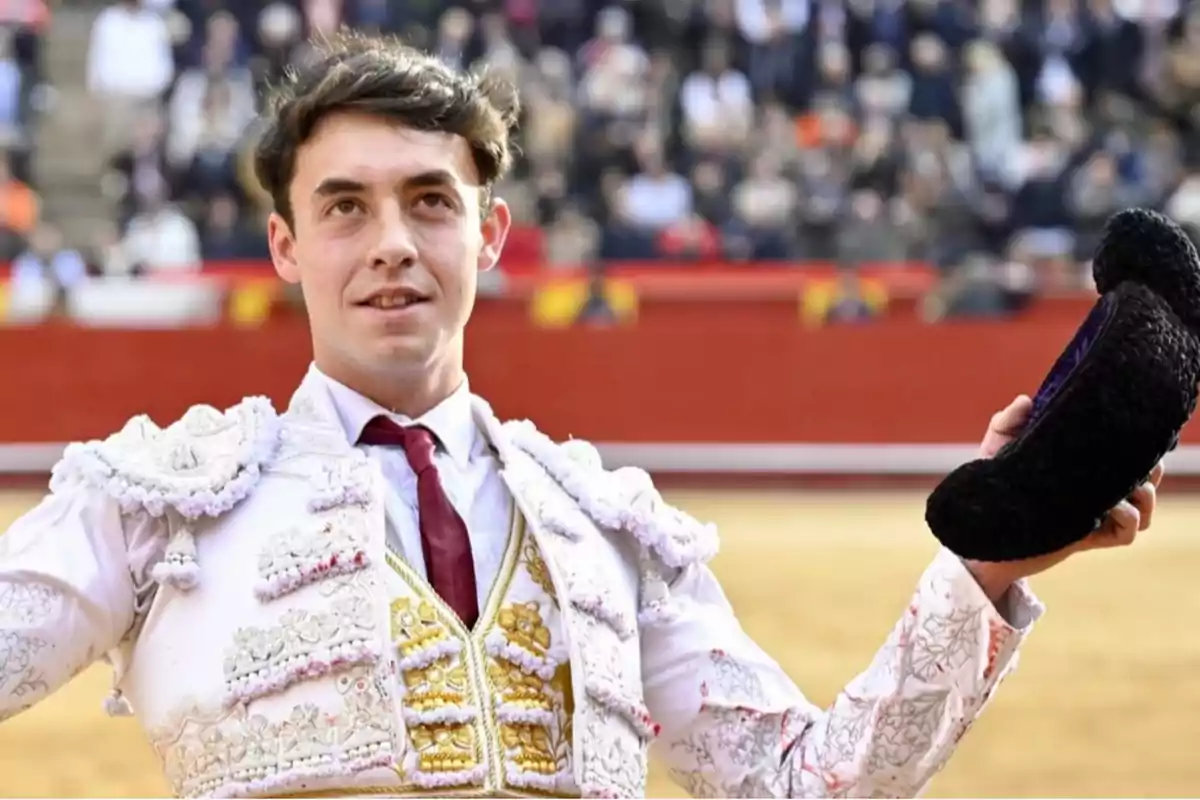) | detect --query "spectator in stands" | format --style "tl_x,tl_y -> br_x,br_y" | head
303,0 -> 343,39
1155,8 -> 1200,152
1166,169 -> 1200,244
1009,128 -> 1077,284
579,11 -> 650,140
848,115 -> 901,198
619,137 -> 692,233
539,0 -> 587,54
796,146 -> 848,260
813,41 -> 857,111
1068,149 -> 1145,260
47,0 -> 1197,320
522,49 -> 575,169
923,254 -> 1036,320
690,160 -> 732,230
167,16 -> 257,200
962,39 -> 1024,188
1077,0 -> 1144,103
250,3 -> 303,95
678,38 -> 753,153
90,221 -> 136,277
817,268 -> 881,325
1031,0 -> 1089,108
200,192 -> 268,260
729,153 -> 797,260
86,0 -> 175,154
908,34 -> 961,136
0,149 -> 36,259
736,0 -> 810,106
657,212 -> 723,261
855,43 -> 911,120
430,8 -> 474,73
104,108 -> 171,227
0,0 -> 48,140
544,204 -> 600,268
0,29 -> 21,142
576,263 -> 618,325
10,222 -> 87,301
837,188 -> 905,267
120,185 -> 201,273
478,11 -> 522,68
532,163 -> 569,227
1139,119 -> 1186,205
